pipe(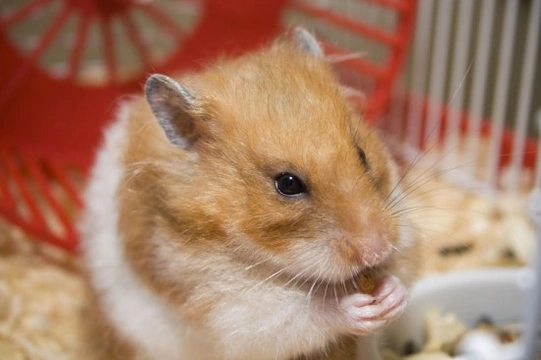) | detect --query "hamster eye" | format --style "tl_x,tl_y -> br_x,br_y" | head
357,147 -> 370,170
274,173 -> 307,197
